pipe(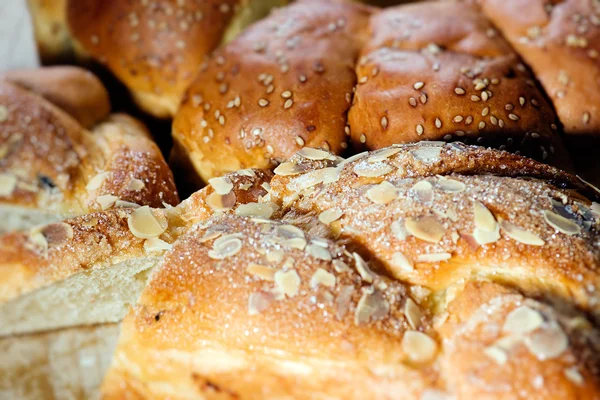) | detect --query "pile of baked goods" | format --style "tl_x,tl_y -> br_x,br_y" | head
2,0 -> 600,399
